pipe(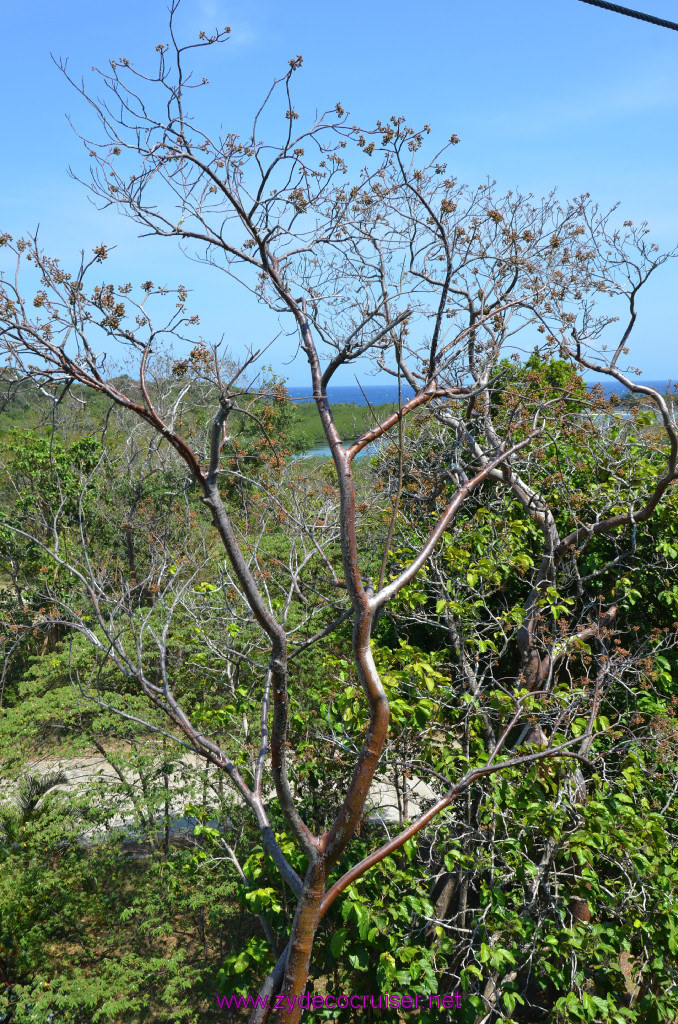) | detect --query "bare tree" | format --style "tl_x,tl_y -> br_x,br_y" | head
1,6 -> 677,1019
